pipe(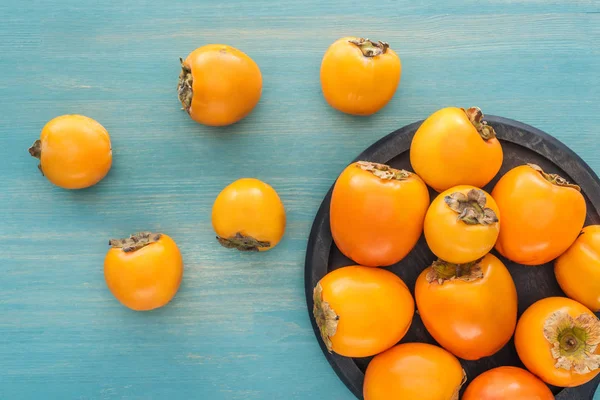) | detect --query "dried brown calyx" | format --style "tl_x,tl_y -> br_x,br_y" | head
543,310 -> 600,374
528,163 -> 581,191
109,232 -> 162,253
464,106 -> 496,141
451,370 -> 468,400
444,189 -> 498,225
217,232 -> 270,252
177,58 -> 193,114
313,283 -> 339,352
356,161 -> 411,180
348,38 -> 390,57
426,258 -> 484,285
28,139 -> 43,175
